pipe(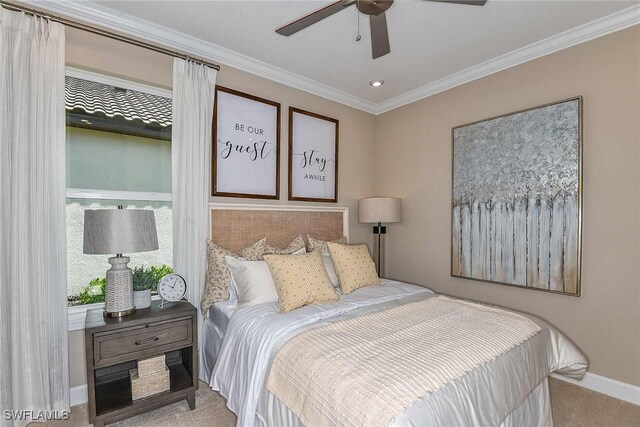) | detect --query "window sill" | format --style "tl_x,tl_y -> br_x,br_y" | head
68,295 -> 162,332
